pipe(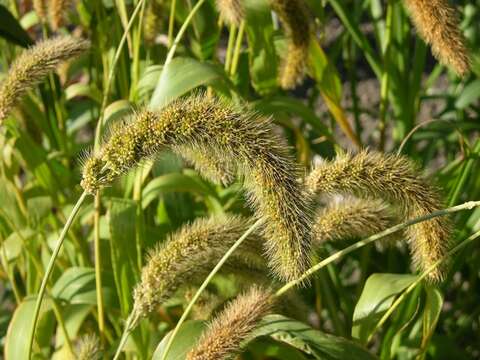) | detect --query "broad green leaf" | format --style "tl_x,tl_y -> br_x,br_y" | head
455,79 -> 480,109
244,0 -> 278,94
352,273 -> 419,343
0,4 -> 33,47
142,172 -> 217,209
65,83 -> 102,103
26,196 -> 52,227
150,57 -> 231,108
152,320 -> 206,360
137,65 -> 163,101
51,267 -> 116,306
108,198 -> 139,315
55,304 -> 92,348
252,315 -> 377,360
4,297 -> 51,360
0,178 -> 27,228
421,286 -> 443,351
104,99 -> 132,129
